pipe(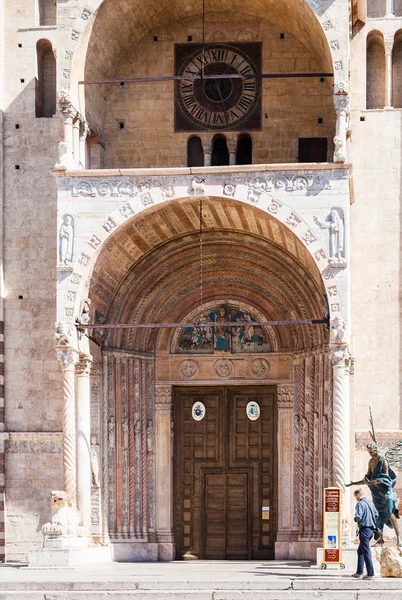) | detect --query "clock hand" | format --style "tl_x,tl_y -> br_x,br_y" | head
214,80 -> 229,125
